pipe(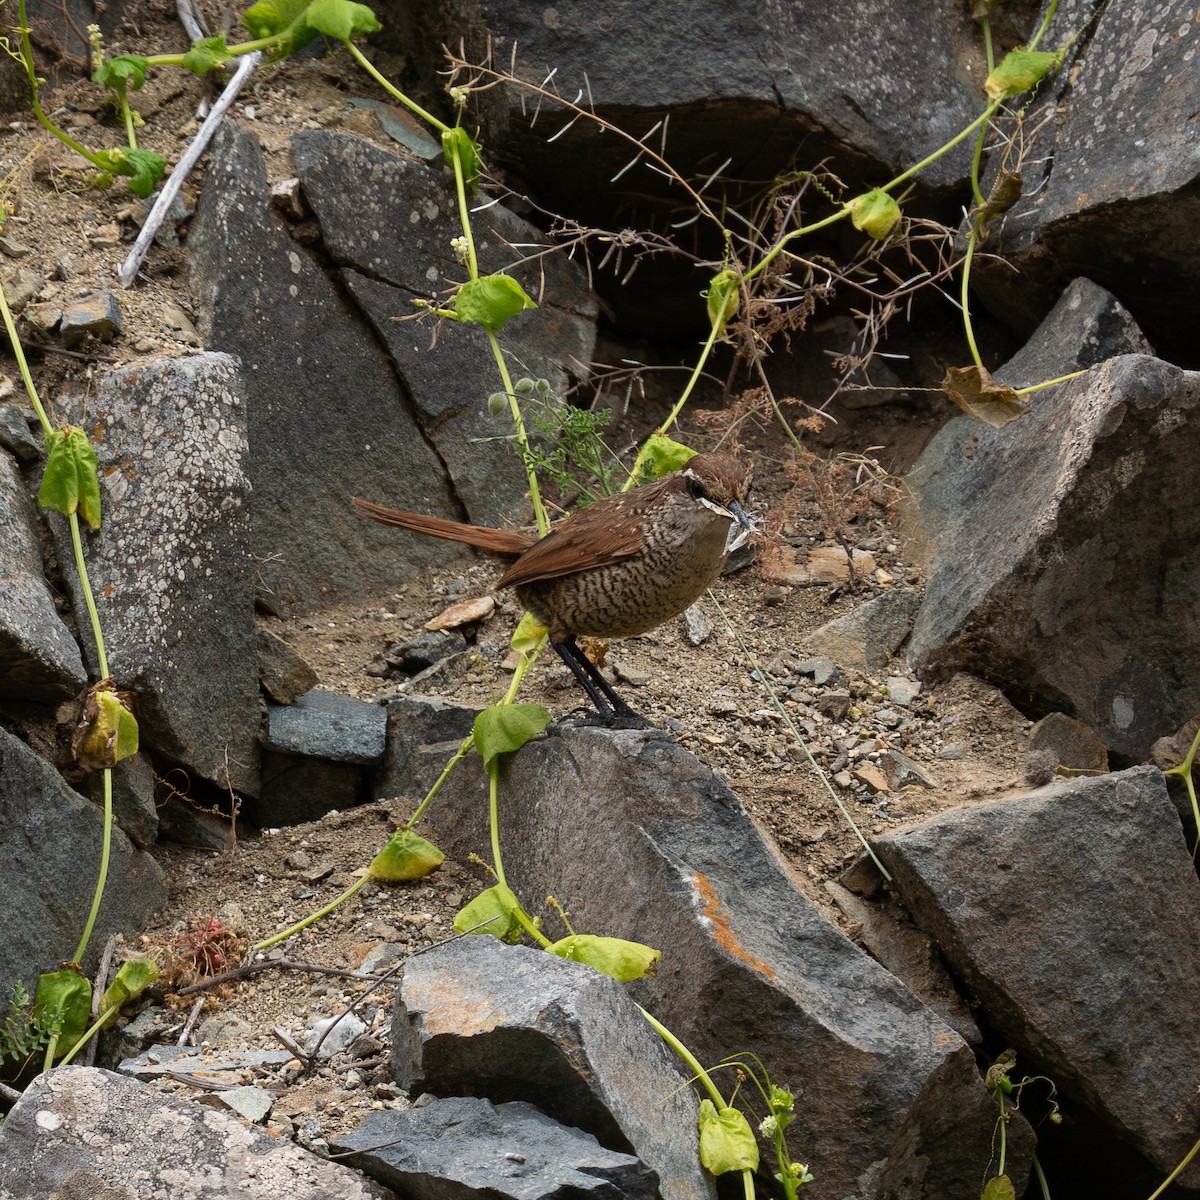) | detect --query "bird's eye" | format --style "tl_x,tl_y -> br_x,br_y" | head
687,474 -> 705,499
